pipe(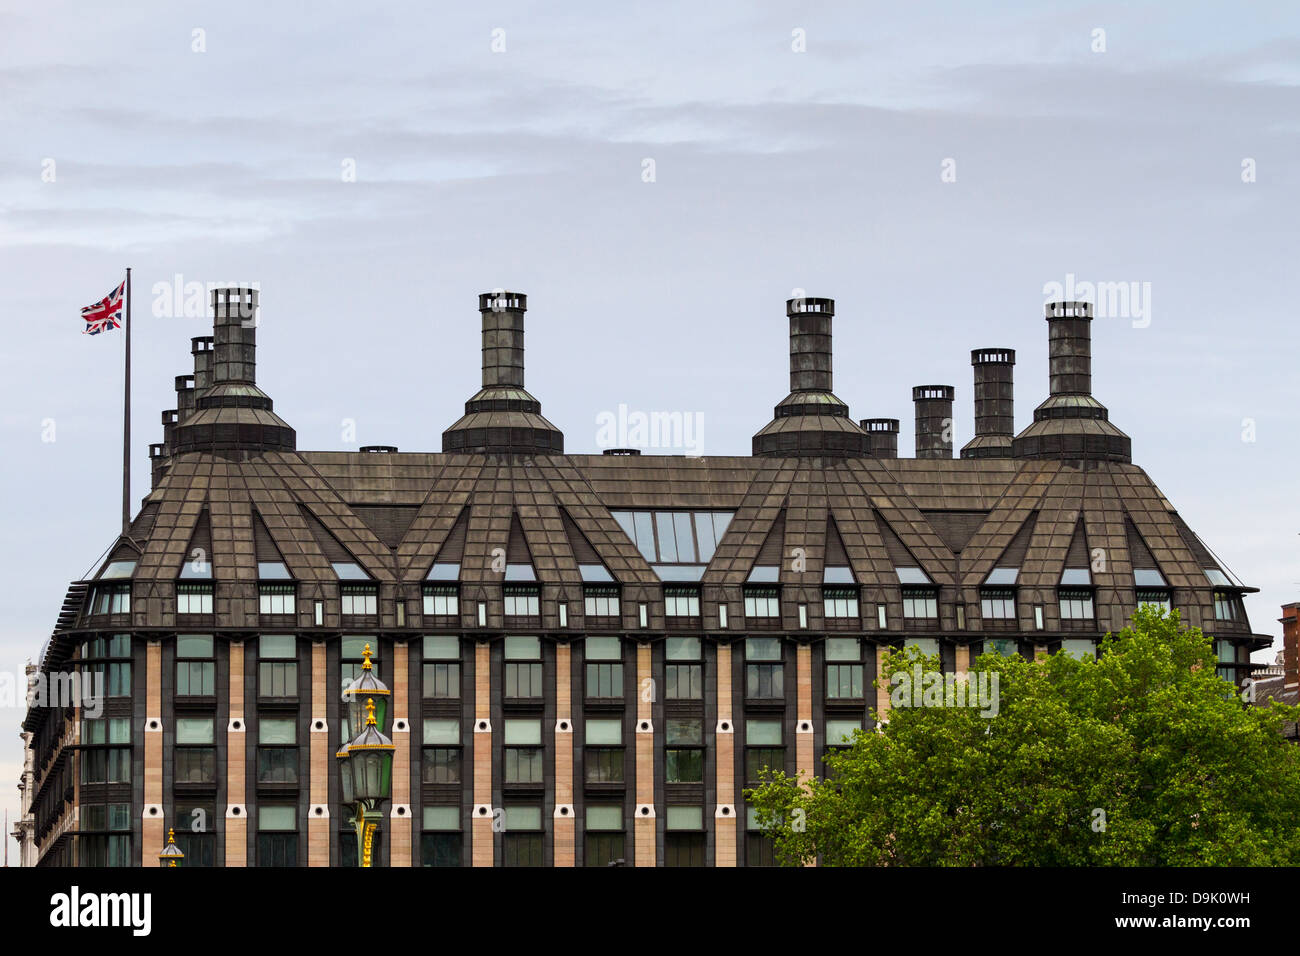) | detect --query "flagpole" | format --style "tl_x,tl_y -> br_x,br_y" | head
122,267 -> 131,537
